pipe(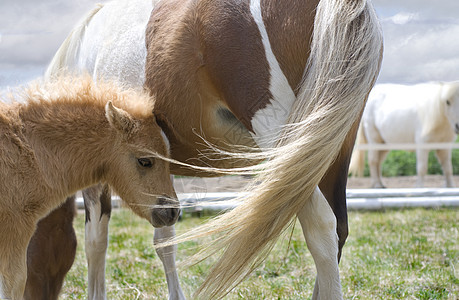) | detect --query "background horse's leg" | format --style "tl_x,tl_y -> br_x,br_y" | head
298,187 -> 343,300
24,196 -> 77,300
416,148 -> 429,188
83,184 -> 111,300
368,149 -> 388,188
154,226 -> 186,300
435,148 -> 455,187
